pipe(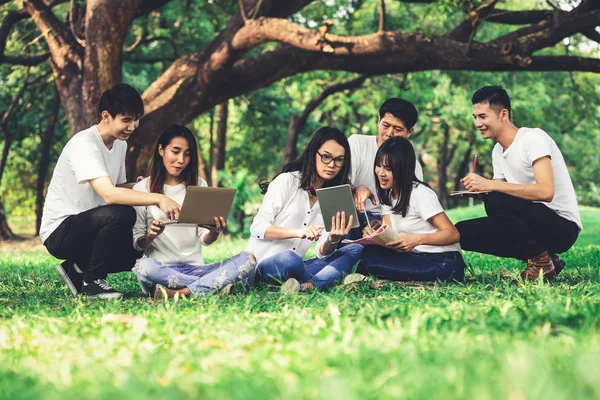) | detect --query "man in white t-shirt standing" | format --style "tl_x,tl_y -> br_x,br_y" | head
41,83 -> 181,299
347,98 -> 424,239
456,86 -> 582,281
